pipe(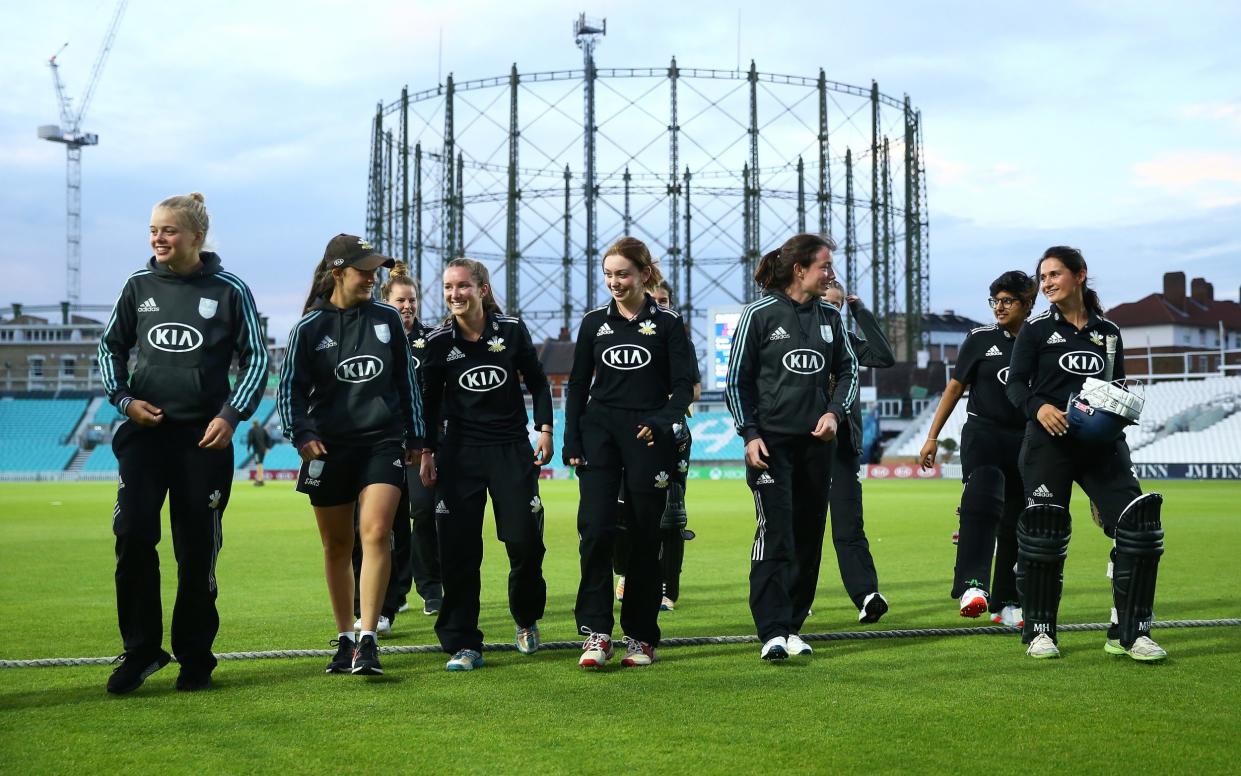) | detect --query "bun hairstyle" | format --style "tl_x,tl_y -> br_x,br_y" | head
754,233 -> 837,290
382,260 -> 417,301
445,257 -> 503,317
1037,246 -> 1102,315
155,192 -> 209,238
990,270 -> 1038,307
604,236 -> 664,291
